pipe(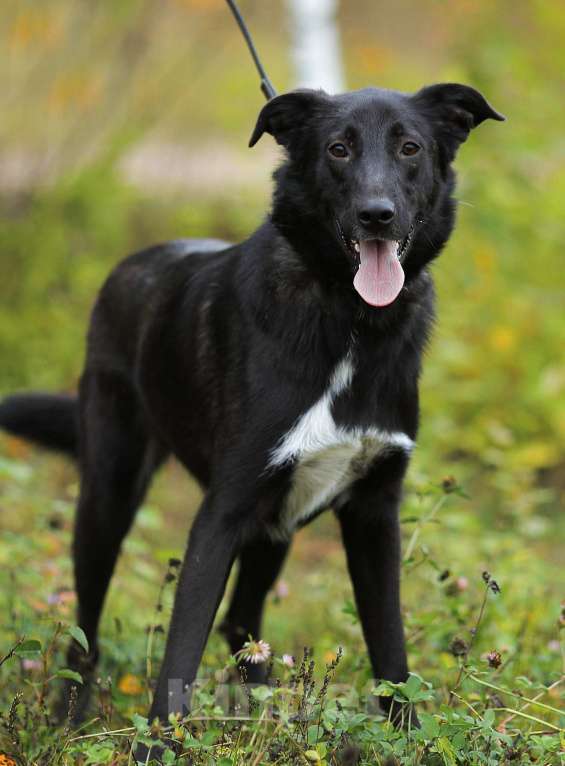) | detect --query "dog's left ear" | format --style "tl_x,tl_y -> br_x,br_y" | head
413,83 -> 505,162
249,89 -> 330,149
